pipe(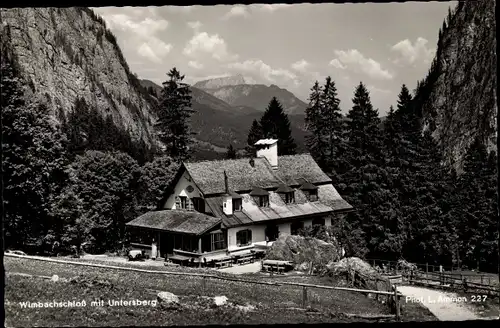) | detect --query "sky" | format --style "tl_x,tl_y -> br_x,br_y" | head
93,2 -> 456,116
